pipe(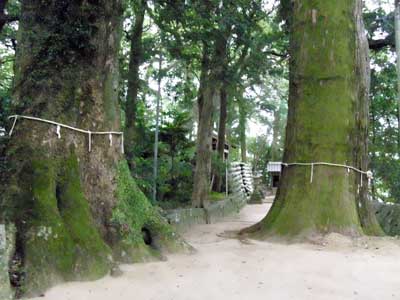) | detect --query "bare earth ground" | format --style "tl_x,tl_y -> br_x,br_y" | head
31,203 -> 400,300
